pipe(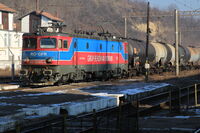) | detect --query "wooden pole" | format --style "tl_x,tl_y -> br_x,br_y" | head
145,2 -> 150,82
125,17 -> 127,38
36,0 -> 39,10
